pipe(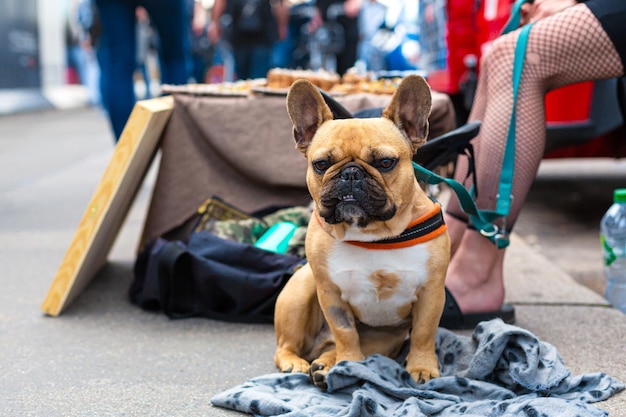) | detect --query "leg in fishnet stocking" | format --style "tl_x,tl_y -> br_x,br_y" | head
443,4 -> 625,316
447,4 -> 624,232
